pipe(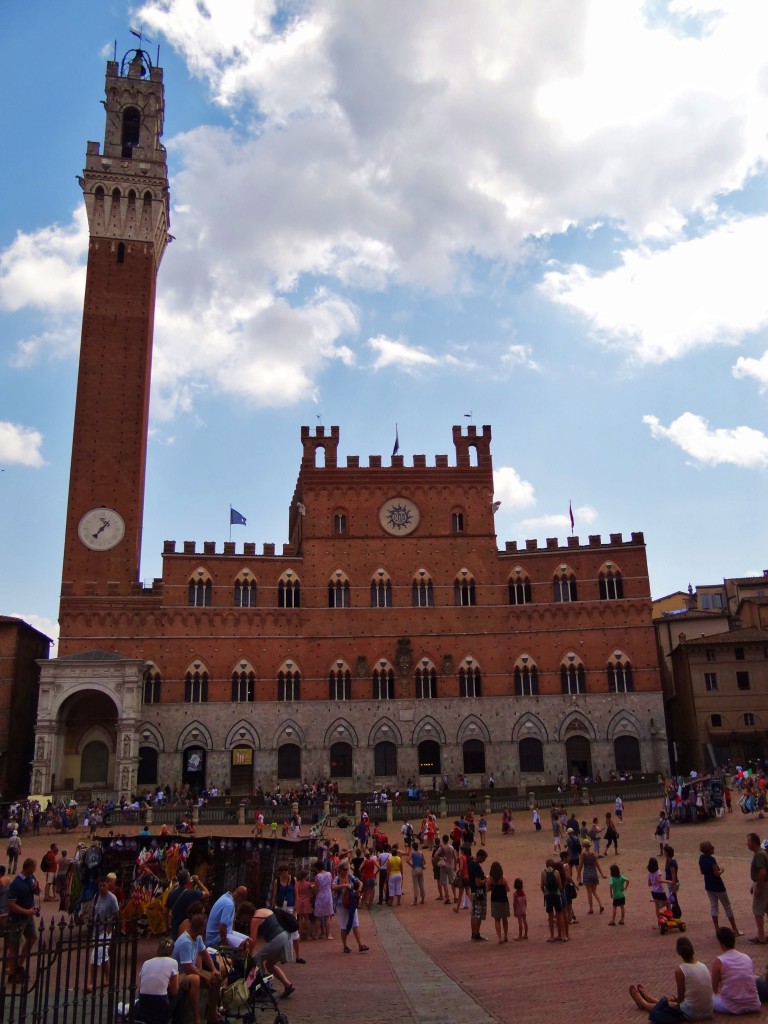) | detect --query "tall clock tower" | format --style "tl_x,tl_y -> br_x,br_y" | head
61,49 -> 170,600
